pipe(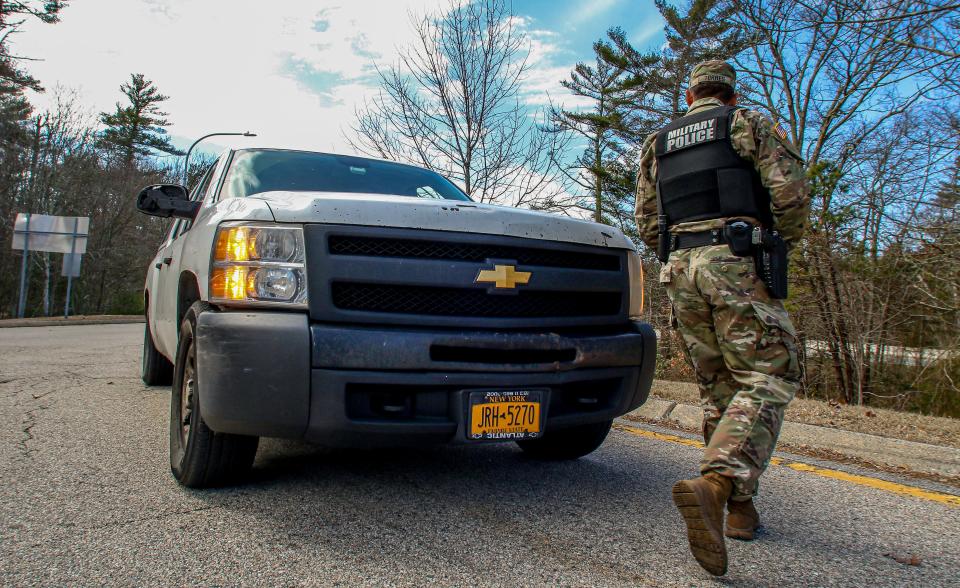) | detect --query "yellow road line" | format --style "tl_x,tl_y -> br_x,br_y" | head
615,424 -> 705,449
614,423 -> 960,508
